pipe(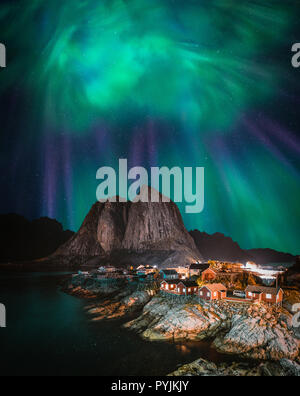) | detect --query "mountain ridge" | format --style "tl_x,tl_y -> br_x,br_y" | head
189,229 -> 296,264
0,213 -> 74,262
0,197 -> 297,268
